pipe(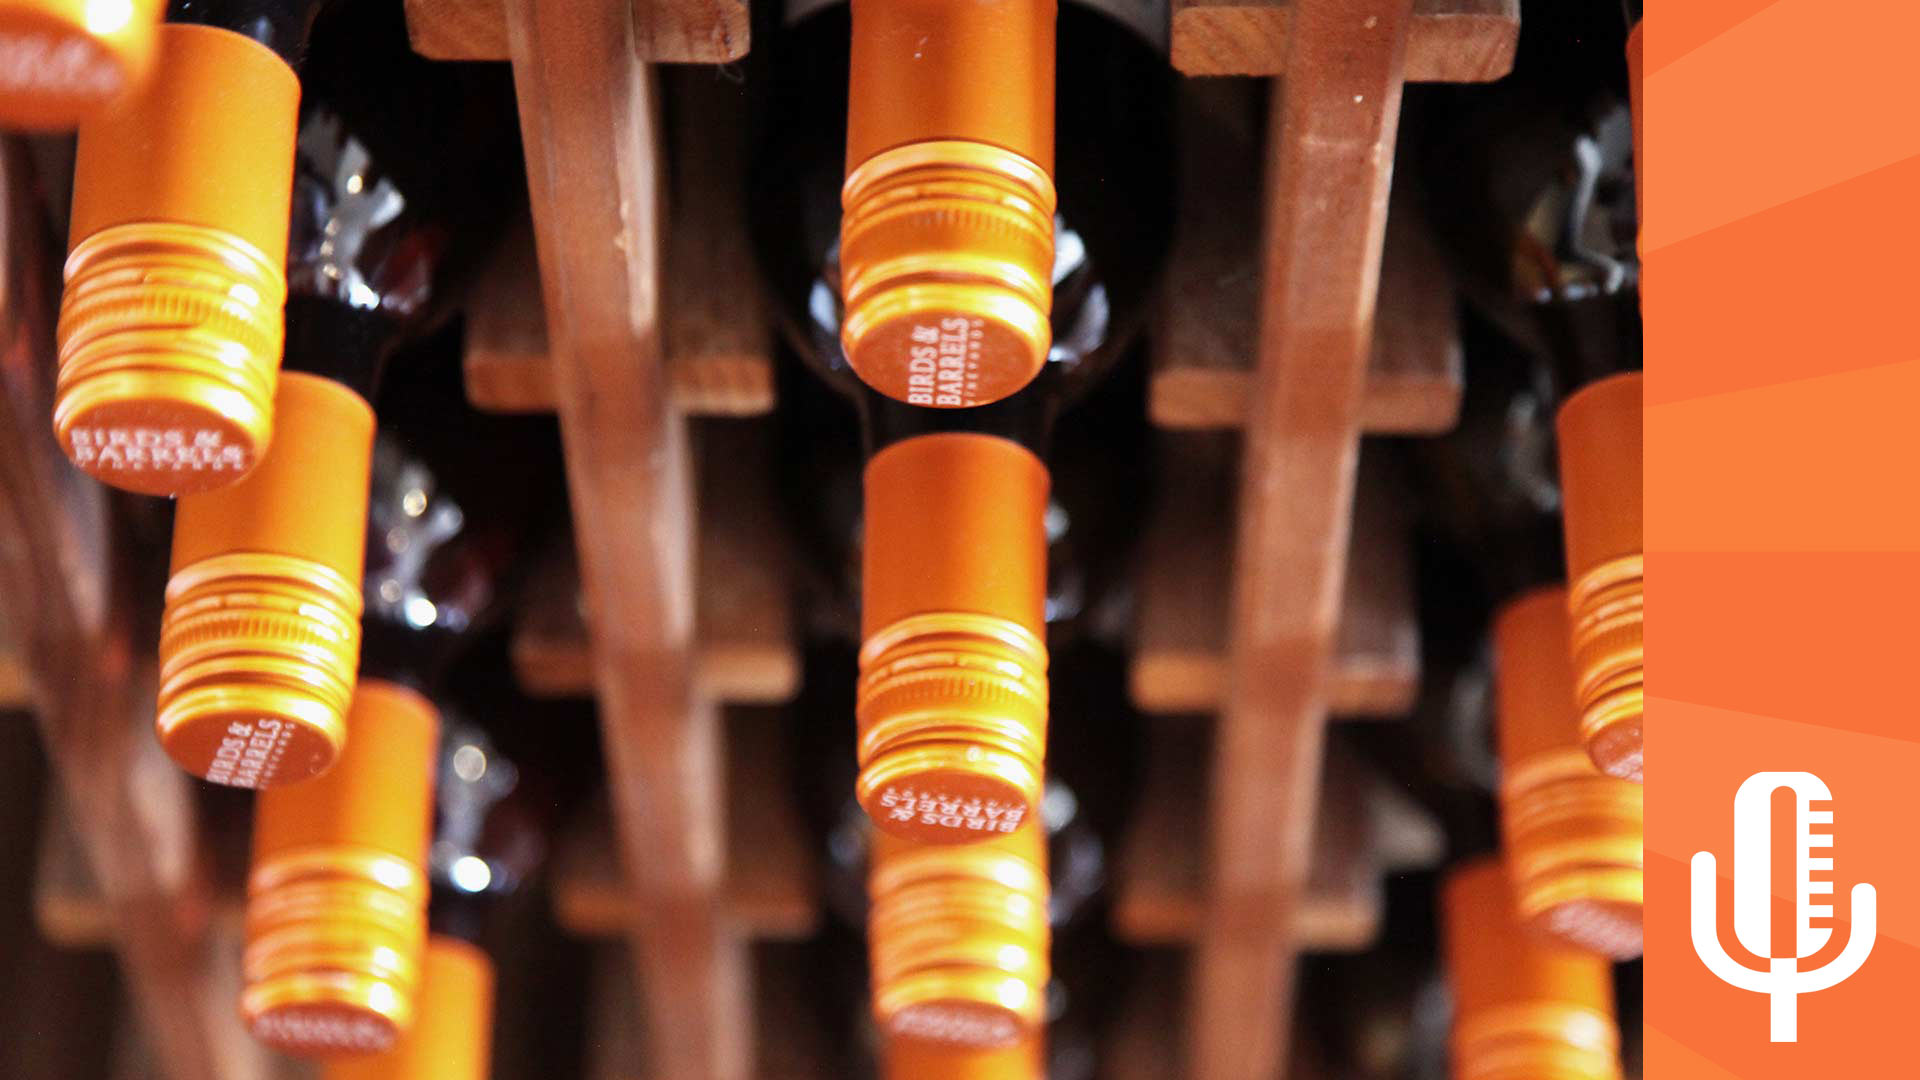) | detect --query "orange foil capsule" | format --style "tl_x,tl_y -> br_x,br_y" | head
858,433 -> 1049,843
323,936 -> 496,1080
1494,588 -> 1644,960
0,0 -> 163,129
840,0 -> 1058,407
243,680 -> 439,1058
157,372 -> 372,788
56,22 -> 298,495
884,1031 -> 1045,1080
1444,858 -> 1622,1080
1555,372 -> 1643,782
868,823 -> 1051,1052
